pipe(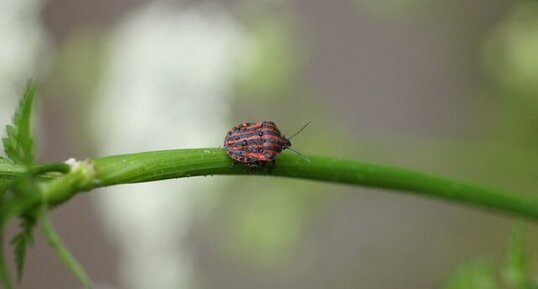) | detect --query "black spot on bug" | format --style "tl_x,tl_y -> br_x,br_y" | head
235,136 -> 241,140
257,131 -> 263,136
258,147 -> 264,153
264,153 -> 273,159
242,140 -> 248,146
